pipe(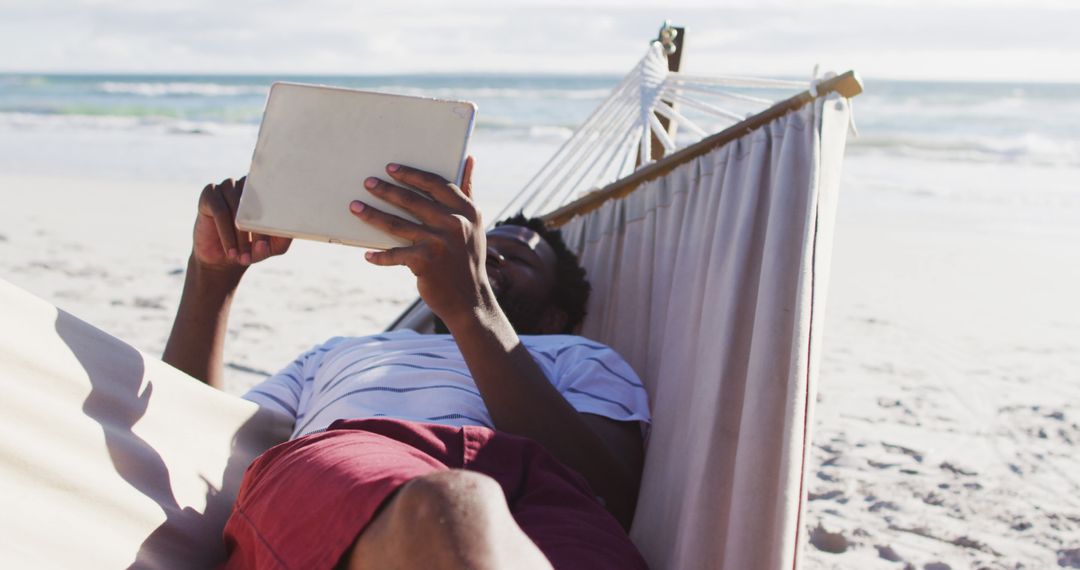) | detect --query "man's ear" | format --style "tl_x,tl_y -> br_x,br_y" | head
538,307 -> 569,335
